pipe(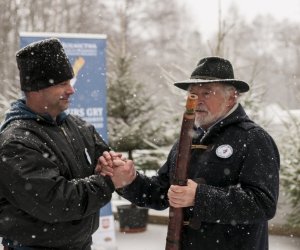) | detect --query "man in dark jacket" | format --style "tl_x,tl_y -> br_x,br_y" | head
0,38 -> 117,250
98,57 -> 280,250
